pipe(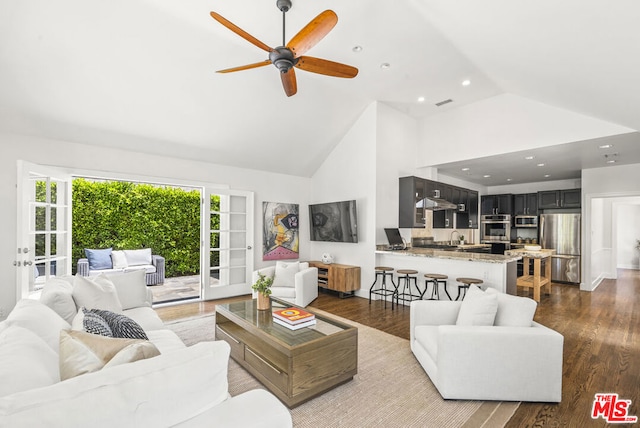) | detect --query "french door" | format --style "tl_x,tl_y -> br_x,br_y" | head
16,161 -> 72,298
201,188 -> 254,300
